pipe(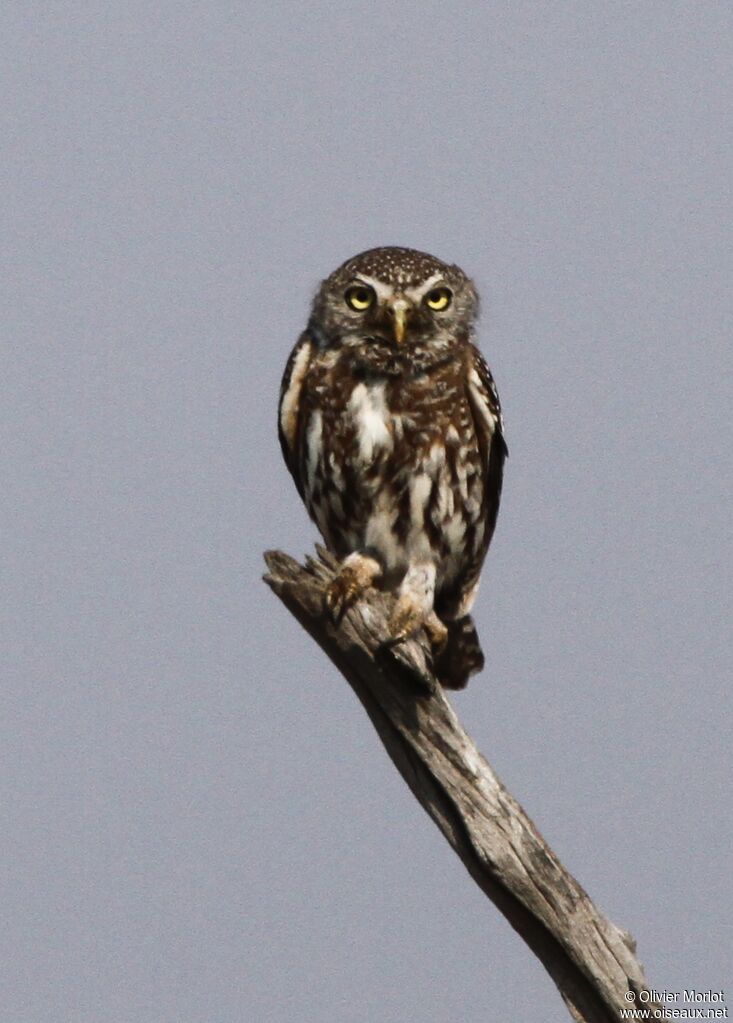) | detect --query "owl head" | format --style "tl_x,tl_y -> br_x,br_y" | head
308,247 -> 479,372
